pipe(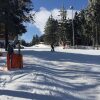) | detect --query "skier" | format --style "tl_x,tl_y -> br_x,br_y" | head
7,44 -> 14,67
51,43 -> 55,52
